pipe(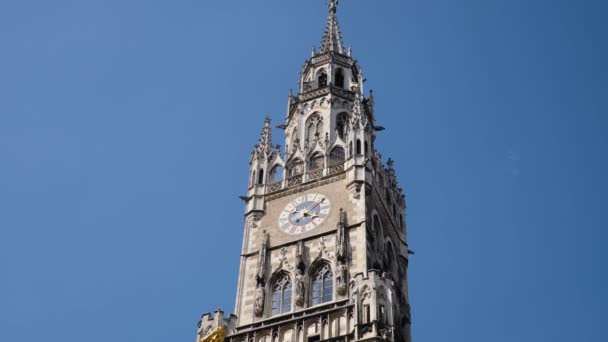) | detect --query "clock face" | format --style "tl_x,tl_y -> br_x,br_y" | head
278,193 -> 331,234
